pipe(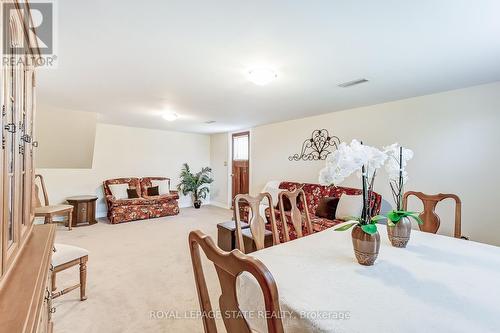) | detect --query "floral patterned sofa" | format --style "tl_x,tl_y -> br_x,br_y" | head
263,181 -> 382,242
103,177 -> 180,224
